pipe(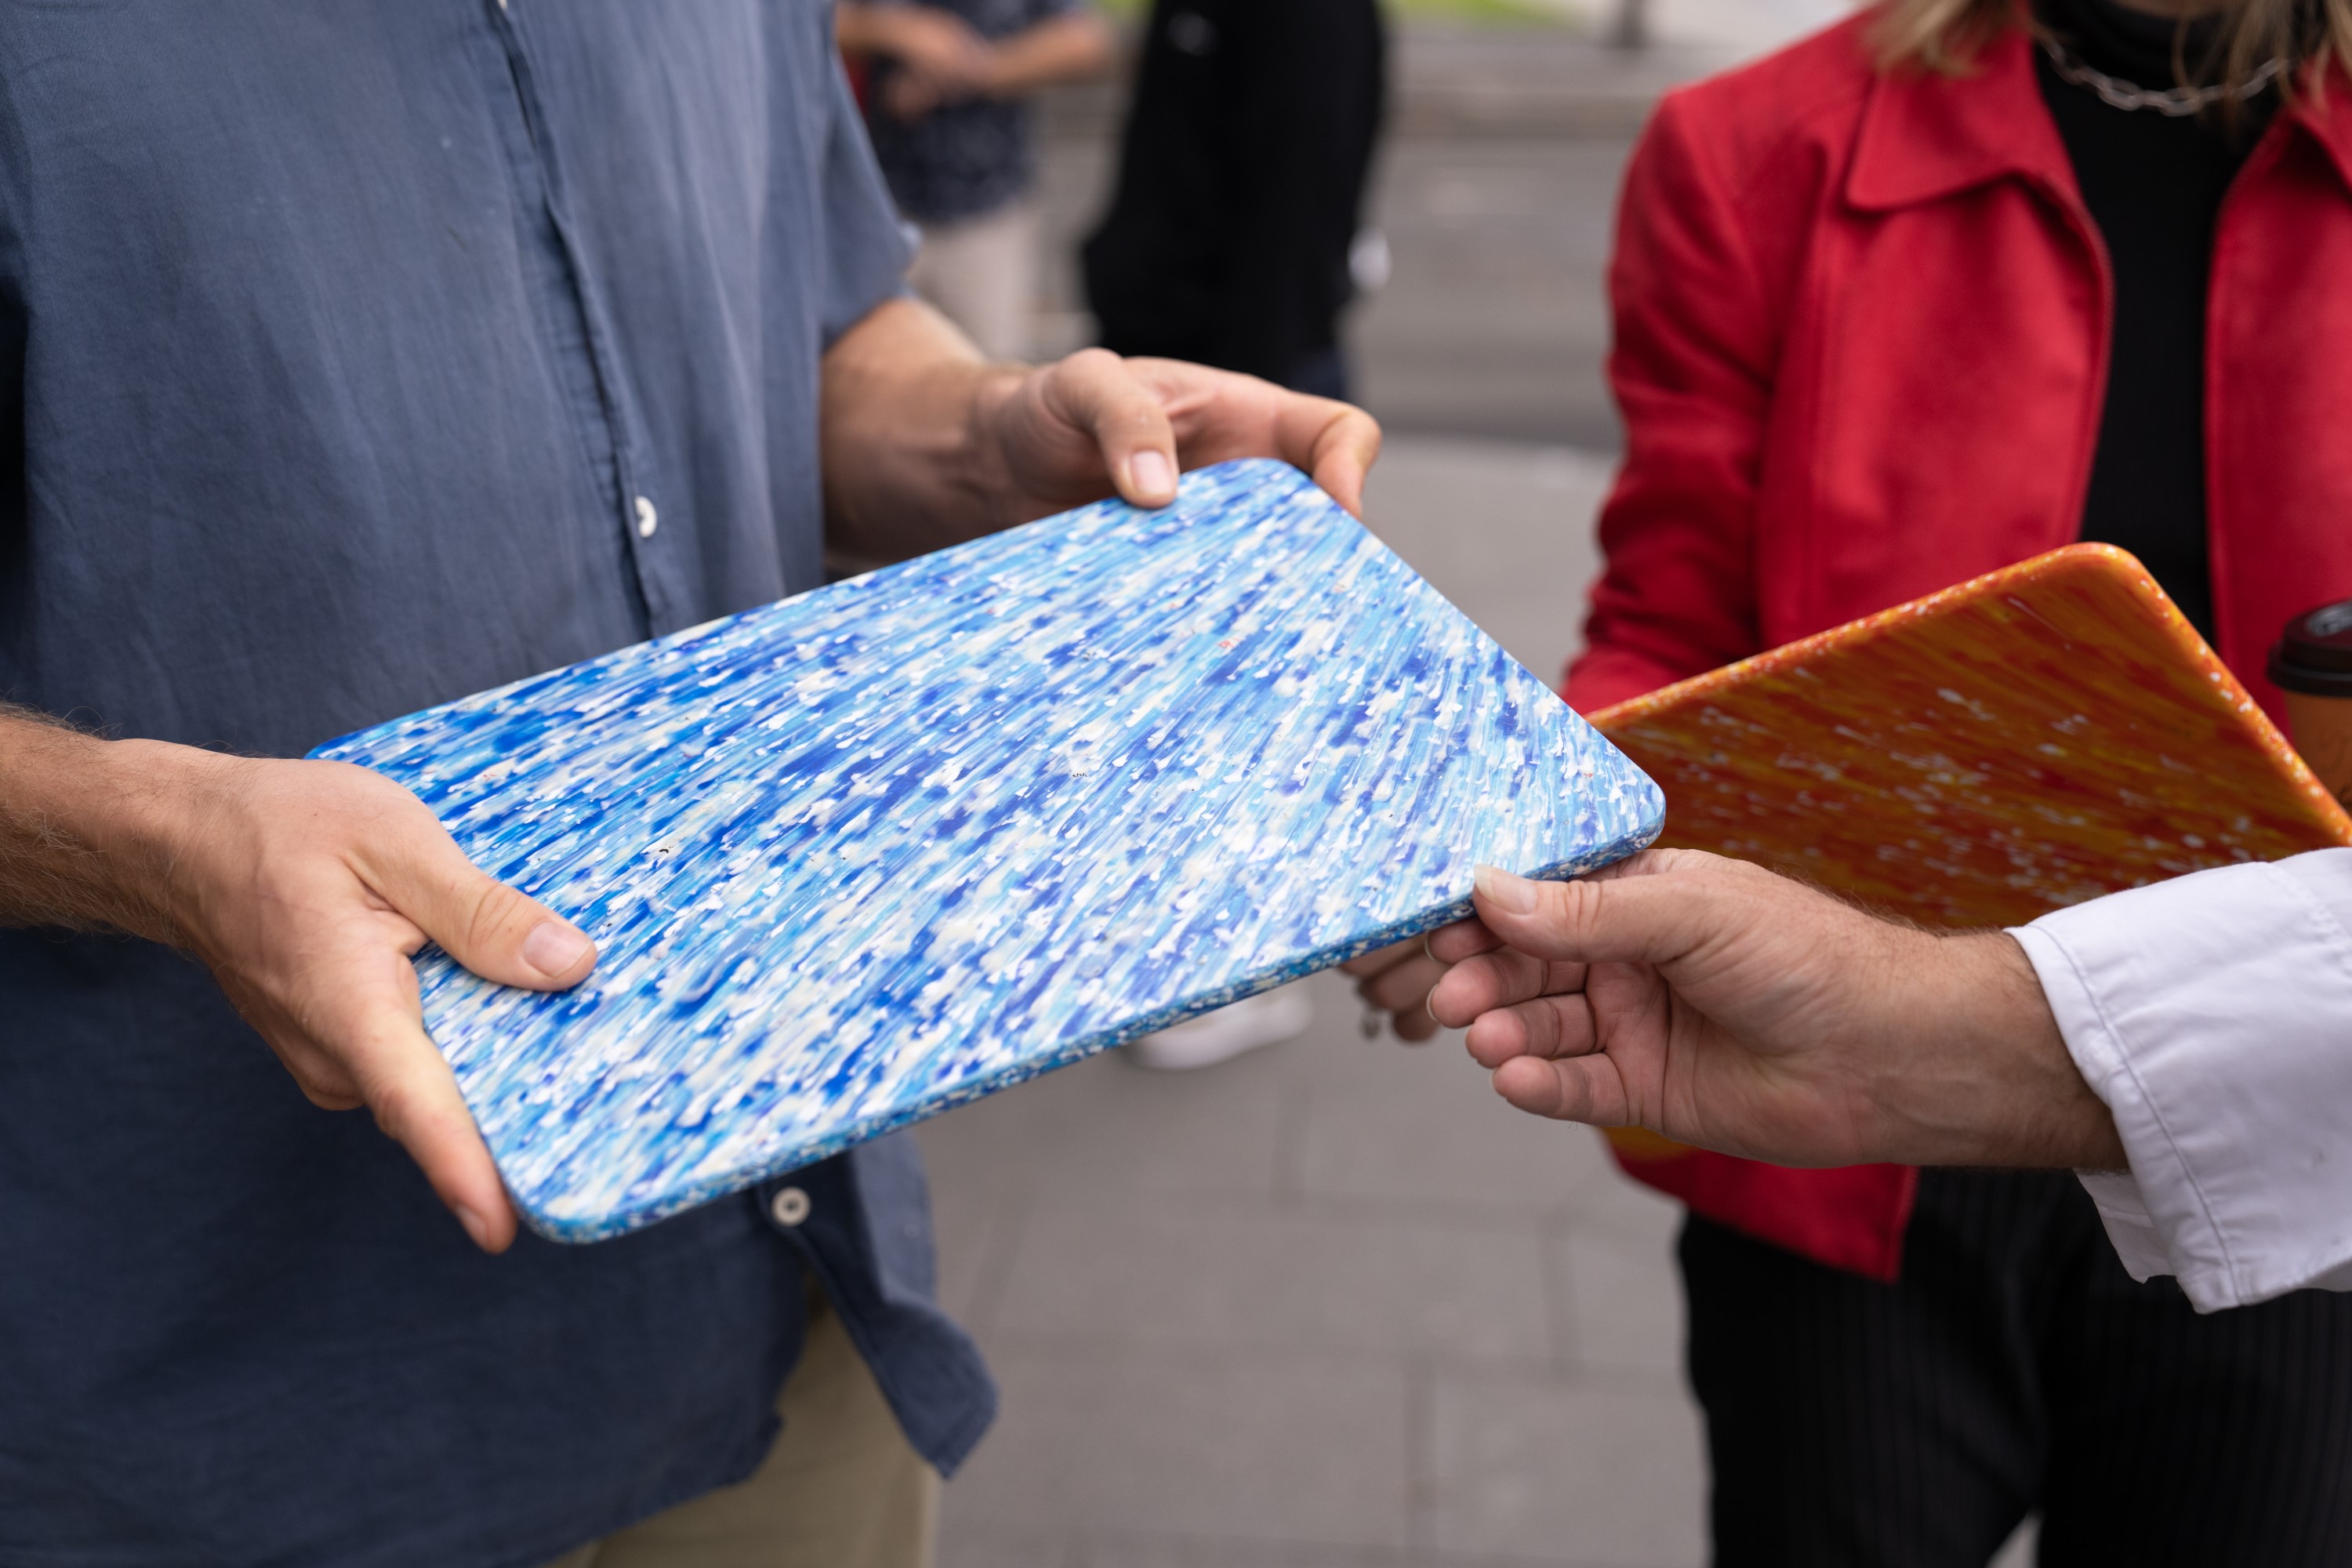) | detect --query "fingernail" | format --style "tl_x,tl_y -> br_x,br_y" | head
453,1203 -> 491,1250
1472,863 -> 1539,915
1127,448 -> 1175,499
522,920 -> 592,978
